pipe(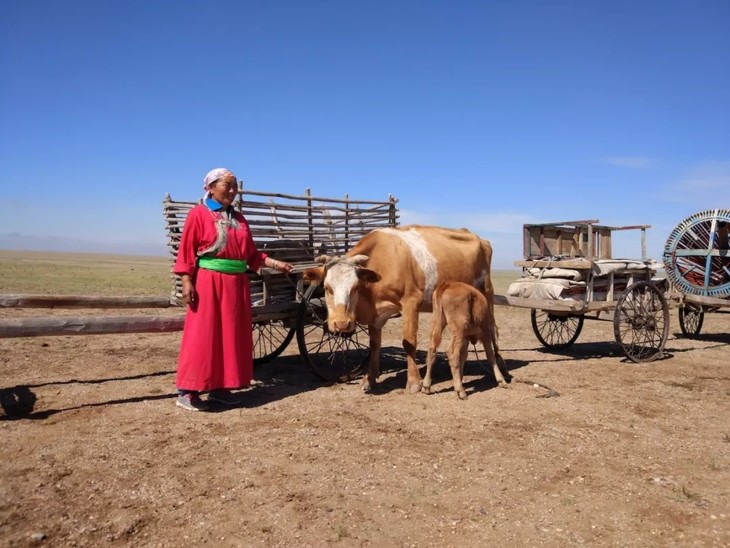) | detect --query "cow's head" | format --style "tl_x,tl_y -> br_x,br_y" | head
302,254 -> 381,332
